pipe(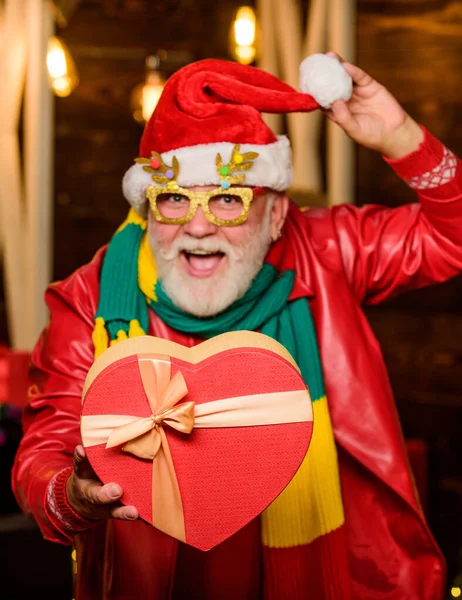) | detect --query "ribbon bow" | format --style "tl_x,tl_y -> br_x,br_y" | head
106,356 -> 192,460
